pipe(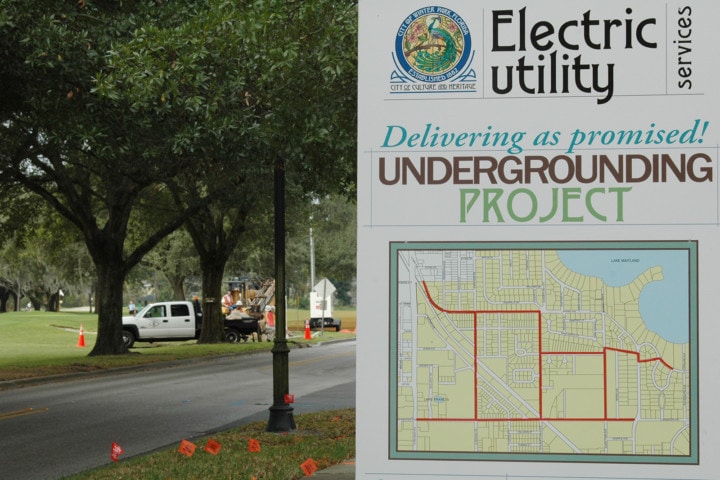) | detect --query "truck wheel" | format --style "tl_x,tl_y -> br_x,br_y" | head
122,330 -> 136,348
225,329 -> 241,343
335,324 -> 341,332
